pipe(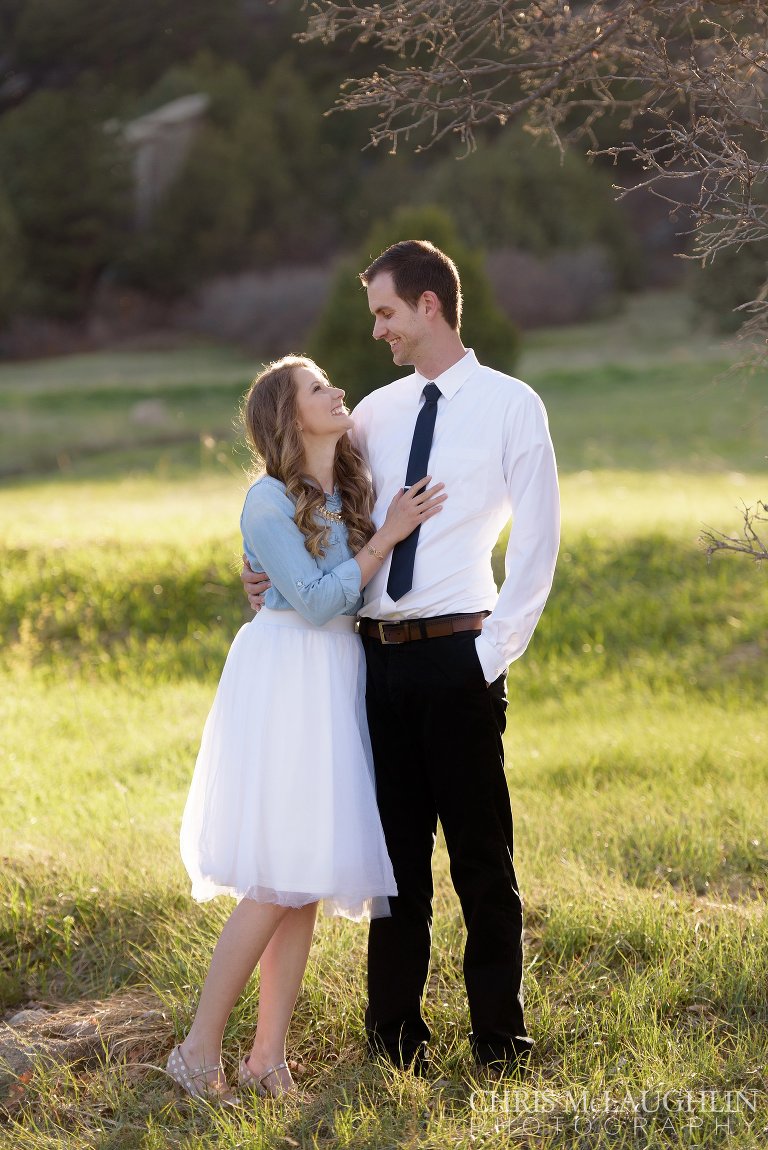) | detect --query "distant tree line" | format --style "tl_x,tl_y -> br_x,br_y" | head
0,0 -> 754,336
